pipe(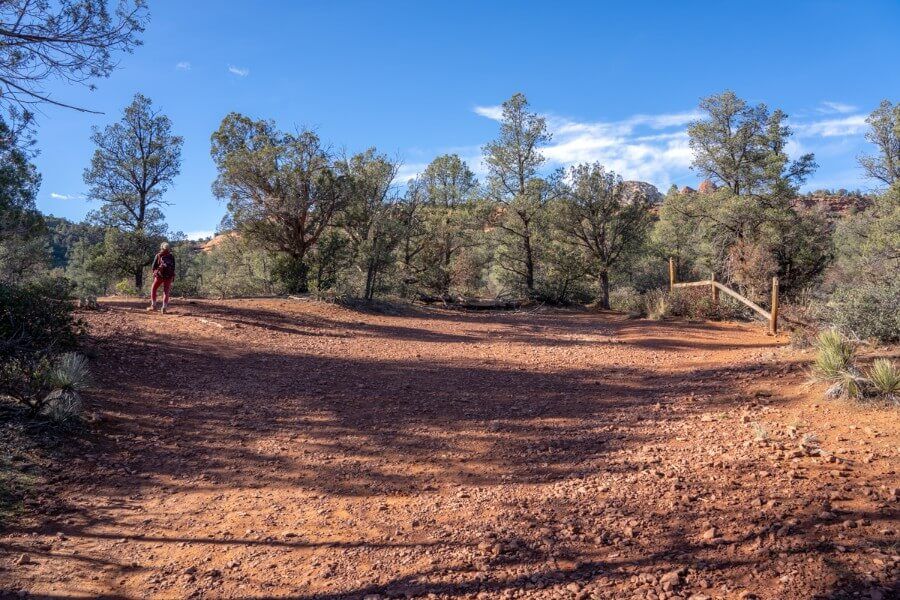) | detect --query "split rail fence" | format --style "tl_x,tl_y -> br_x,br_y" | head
668,257 -> 779,335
